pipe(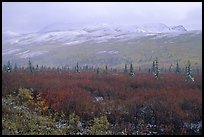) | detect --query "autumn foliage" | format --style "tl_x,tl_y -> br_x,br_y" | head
2,70 -> 202,135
